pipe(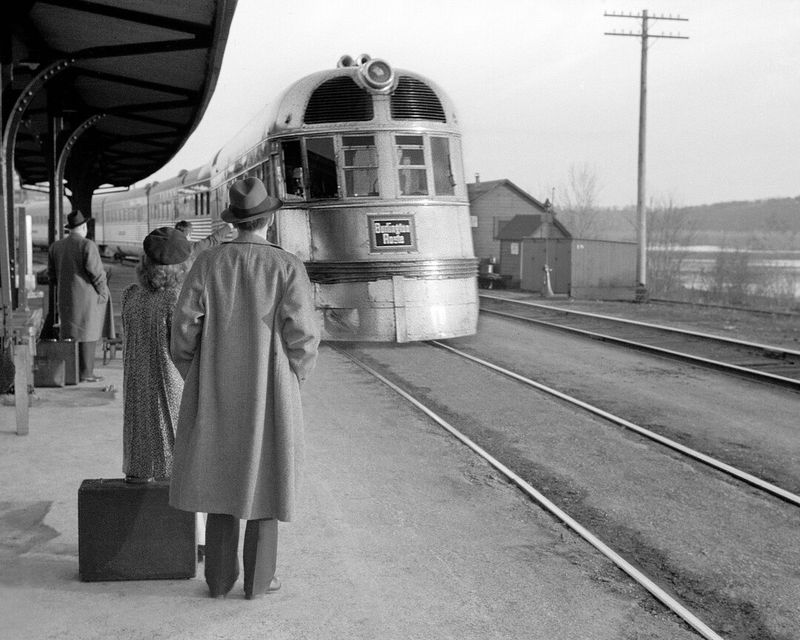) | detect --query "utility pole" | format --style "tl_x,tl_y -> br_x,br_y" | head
604,10 -> 688,302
